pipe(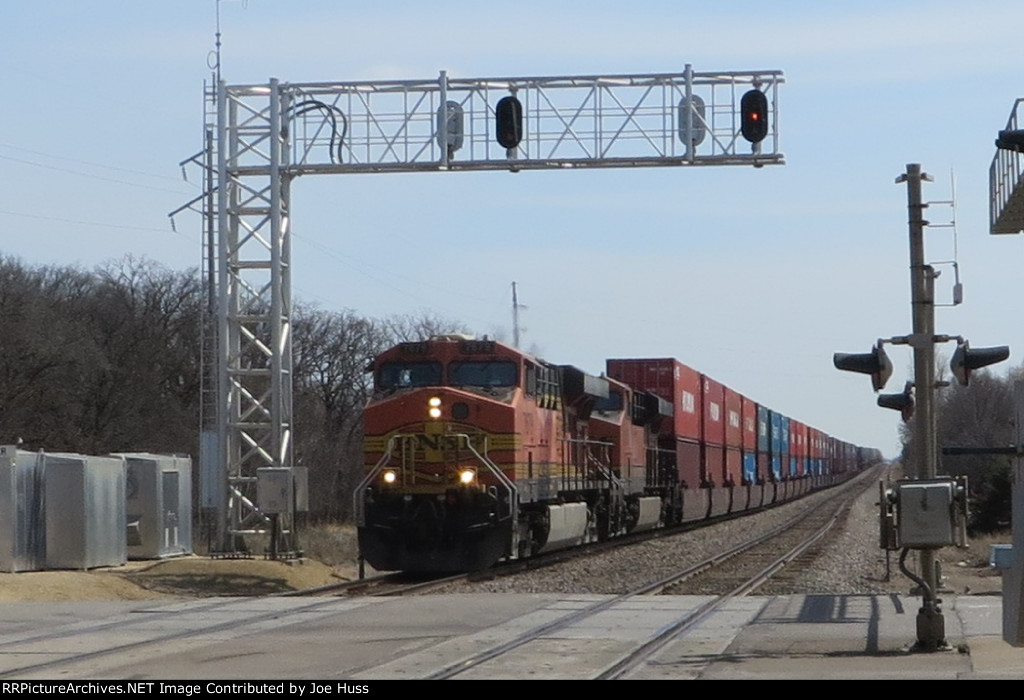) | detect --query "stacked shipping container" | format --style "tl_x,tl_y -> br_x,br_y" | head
607,357 -> 855,502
